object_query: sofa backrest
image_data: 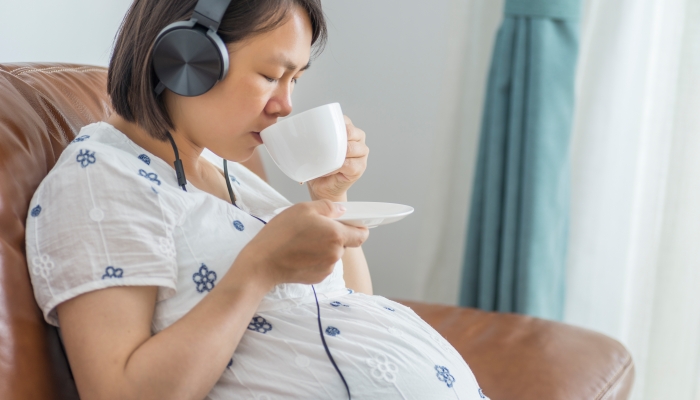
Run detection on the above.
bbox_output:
[0,63,112,399]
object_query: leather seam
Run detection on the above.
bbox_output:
[3,66,105,77]
[0,68,62,106]
[5,65,35,74]
[595,354,634,400]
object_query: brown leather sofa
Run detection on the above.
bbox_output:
[0,63,634,400]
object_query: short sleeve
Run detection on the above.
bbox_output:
[25,140,179,326]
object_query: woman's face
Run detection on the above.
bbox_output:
[164,7,313,162]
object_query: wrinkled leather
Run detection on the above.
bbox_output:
[0,63,111,400]
[398,301,635,400]
[0,63,634,400]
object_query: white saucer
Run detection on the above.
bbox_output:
[274,202,414,228]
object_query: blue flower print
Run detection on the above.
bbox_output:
[72,135,90,143]
[233,220,245,231]
[325,326,340,336]
[102,266,124,279]
[330,301,349,308]
[384,306,395,312]
[151,187,159,195]
[227,358,233,368]
[138,154,151,165]
[30,205,42,217]
[248,316,272,334]
[479,388,486,398]
[435,365,455,388]
[228,174,241,186]
[76,149,96,168]
[139,169,161,185]
[192,264,217,293]
[347,289,354,294]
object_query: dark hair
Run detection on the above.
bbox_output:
[108,0,327,140]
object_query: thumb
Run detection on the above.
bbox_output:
[309,199,346,218]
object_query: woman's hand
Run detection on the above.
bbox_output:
[306,116,369,202]
[236,200,369,289]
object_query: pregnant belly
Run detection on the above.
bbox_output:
[207,292,488,400]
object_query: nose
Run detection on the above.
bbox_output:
[266,83,293,117]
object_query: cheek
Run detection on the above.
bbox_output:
[212,79,268,123]
[170,75,272,158]
[220,78,271,120]
[197,79,269,126]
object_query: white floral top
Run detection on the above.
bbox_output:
[25,122,487,399]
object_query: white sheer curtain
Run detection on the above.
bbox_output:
[564,0,700,398]
[416,0,504,304]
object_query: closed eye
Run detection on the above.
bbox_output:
[264,75,298,85]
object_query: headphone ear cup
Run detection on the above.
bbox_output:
[152,22,229,97]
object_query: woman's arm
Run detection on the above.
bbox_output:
[58,201,368,400]
[306,115,372,294]
[308,194,372,294]
[58,251,269,400]
[342,246,373,295]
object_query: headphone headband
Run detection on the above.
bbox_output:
[192,0,232,31]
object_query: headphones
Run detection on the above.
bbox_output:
[152,0,232,97]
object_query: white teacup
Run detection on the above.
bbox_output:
[260,103,347,183]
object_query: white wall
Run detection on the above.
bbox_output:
[0,0,133,66]
[0,0,498,303]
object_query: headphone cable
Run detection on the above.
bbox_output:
[166,132,187,191]
[223,159,237,204]
[313,285,351,399]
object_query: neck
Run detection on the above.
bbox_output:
[106,113,210,184]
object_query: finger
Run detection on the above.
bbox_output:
[346,126,365,142]
[315,171,336,179]
[337,224,370,248]
[346,141,369,159]
[317,158,363,179]
[305,199,346,218]
[337,158,366,179]
[315,171,335,179]
[344,115,353,125]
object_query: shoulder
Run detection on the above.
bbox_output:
[27,122,175,235]
[55,122,148,174]
[38,122,159,197]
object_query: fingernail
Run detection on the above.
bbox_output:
[337,204,346,212]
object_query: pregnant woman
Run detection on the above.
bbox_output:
[25,0,487,398]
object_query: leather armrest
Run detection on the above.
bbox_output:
[395,300,634,400]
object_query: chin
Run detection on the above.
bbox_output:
[204,146,251,163]
[232,145,260,163]
[240,149,258,162]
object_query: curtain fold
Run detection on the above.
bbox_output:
[460,0,581,320]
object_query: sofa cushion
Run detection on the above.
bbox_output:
[0,63,110,400]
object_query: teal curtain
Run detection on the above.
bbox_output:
[459,0,581,320]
